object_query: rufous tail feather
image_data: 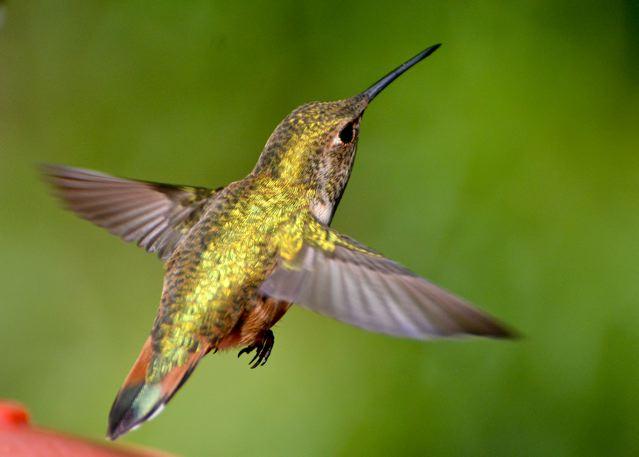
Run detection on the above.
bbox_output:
[107,337,207,440]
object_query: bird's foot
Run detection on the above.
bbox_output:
[237,330,274,369]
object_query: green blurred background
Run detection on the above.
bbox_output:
[1,1,639,456]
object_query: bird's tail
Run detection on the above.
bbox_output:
[107,336,208,440]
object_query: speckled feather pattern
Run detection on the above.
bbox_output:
[147,97,367,381]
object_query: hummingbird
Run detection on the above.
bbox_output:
[43,43,514,440]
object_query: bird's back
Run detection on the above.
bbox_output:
[149,177,307,377]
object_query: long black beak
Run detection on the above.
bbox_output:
[362,43,441,102]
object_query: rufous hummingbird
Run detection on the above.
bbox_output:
[43,43,514,440]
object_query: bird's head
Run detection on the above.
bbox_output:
[254,44,441,222]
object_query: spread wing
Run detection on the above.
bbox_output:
[42,164,217,261]
[261,224,514,339]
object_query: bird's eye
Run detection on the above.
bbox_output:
[338,122,354,144]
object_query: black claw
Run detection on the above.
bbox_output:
[238,346,254,358]
[239,330,274,369]
[250,352,260,366]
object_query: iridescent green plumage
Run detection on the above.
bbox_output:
[43,44,515,440]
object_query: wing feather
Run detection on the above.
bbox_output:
[42,164,217,261]
[261,230,514,340]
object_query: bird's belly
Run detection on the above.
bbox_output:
[217,296,292,350]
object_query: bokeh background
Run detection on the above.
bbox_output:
[1,1,639,456]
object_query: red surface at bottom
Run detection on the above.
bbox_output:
[0,401,172,457]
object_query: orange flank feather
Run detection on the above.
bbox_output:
[217,297,291,351]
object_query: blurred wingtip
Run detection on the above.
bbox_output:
[502,325,523,340]
[37,162,56,179]
[455,306,520,341]
[37,162,65,183]
[478,319,521,340]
